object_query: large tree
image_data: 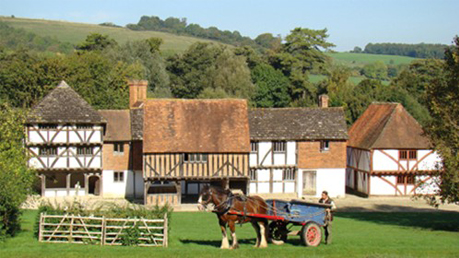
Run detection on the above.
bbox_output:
[0,104,35,238]
[251,63,291,107]
[425,37,459,204]
[269,28,335,106]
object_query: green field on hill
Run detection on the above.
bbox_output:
[0,210,458,257]
[328,52,416,67]
[0,16,222,56]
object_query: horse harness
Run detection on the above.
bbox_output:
[213,192,249,221]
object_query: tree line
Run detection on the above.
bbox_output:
[352,42,448,59]
[0,22,73,54]
[126,15,281,51]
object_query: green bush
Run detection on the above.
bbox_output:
[0,105,35,240]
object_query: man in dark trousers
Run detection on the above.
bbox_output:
[318,191,336,244]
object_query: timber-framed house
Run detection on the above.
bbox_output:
[248,95,349,198]
[26,81,106,197]
[141,99,250,205]
[346,103,441,196]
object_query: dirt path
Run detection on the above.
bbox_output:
[22,194,459,213]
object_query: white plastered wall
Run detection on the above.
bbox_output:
[102,170,144,198]
[298,168,346,198]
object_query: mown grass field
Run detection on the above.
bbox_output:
[0,16,221,56]
[1,210,458,258]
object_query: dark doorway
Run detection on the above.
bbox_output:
[88,176,100,196]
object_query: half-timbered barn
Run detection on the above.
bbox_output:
[142,99,250,206]
[346,103,441,196]
[26,81,106,197]
[248,96,348,198]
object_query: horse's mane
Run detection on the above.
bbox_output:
[207,185,232,195]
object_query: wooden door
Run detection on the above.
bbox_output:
[302,171,316,195]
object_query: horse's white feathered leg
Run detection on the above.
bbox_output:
[258,222,268,248]
[220,225,230,249]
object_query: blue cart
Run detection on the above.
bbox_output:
[266,199,332,246]
[229,198,331,246]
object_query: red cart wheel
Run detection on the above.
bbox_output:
[301,222,322,247]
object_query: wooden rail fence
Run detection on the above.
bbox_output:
[38,213,168,247]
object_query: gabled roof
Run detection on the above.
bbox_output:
[348,103,431,149]
[26,81,106,124]
[249,108,348,141]
[143,99,250,153]
[98,110,131,141]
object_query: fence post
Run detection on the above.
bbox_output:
[101,216,106,246]
[38,212,44,242]
[163,213,168,247]
[69,215,74,243]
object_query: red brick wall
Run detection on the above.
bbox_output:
[298,140,347,169]
[102,142,130,170]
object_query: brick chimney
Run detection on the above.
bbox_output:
[319,94,329,108]
[129,80,148,108]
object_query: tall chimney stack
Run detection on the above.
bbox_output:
[319,94,329,108]
[129,80,148,108]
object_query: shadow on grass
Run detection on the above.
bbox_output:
[179,239,256,248]
[336,206,459,232]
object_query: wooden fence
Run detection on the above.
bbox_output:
[38,213,168,247]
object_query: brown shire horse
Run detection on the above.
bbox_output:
[197,185,269,249]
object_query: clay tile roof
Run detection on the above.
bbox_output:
[249,108,348,141]
[130,108,144,141]
[98,110,131,141]
[26,81,106,124]
[348,103,431,149]
[143,99,250,153]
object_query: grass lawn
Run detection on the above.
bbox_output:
[1,210,458,258]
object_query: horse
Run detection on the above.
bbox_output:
[197,184,269,249]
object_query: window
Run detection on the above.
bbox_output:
[183,153,208,163]
[283,168,296,181]
[249,169,257,181]
[400,150,417,160]
[397,175,415,185]
[409,150,417,160]
[77,147,93,155]
[114,171,124,182]
[114,143,124,154]
[320,140,330,152]
[273,141,286,152]
[251,142,258,153]
[38,124,57,129]
[76,124,92,129]
[39,147,57,156]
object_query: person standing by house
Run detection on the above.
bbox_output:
[319,191,336,244]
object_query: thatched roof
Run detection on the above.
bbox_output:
[348,103,431,149]
[249,108,348,141]
[26,81,106,124]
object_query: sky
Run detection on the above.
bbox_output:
[1,0,457,51]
